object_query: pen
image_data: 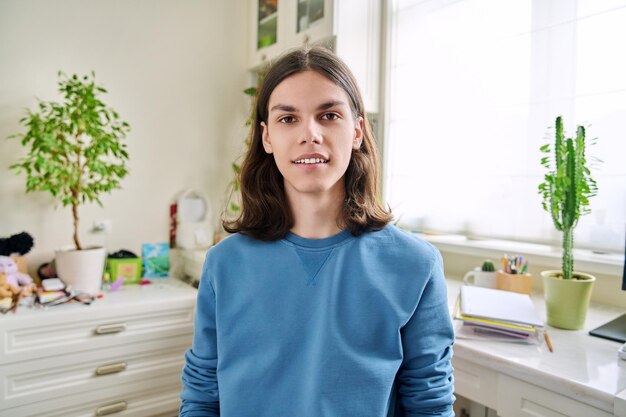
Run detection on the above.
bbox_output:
[544,331,553,352]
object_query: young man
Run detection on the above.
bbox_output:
[180,46,455,417]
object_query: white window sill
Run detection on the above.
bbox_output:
[414,232,623,277]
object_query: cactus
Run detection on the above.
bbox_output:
[481,260,495,272]
[538,116,599,279]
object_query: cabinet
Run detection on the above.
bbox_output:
[0,280,196,417]
[248,0,381,112]
[497,374,613,417]
[452,356,498,411]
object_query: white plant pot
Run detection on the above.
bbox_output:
[55,246,106,294]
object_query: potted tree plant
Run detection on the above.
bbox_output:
[9,72,130,293]
[538,115,599,329]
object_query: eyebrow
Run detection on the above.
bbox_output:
[269,100,347,113]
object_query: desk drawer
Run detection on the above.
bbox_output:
[0,334,191,410]
[3,374,181,417]
[0,303,194,364]
[497,374,612,417]
[452,356,498,410]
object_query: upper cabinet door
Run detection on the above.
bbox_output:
[249,0,283,69]
[286,0,334,49]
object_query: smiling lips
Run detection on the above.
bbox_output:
[292,154,329,165]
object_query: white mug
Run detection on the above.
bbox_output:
[463,268,497,288]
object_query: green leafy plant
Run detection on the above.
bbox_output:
[481,260,495,272]
[224,69,266,219]
[538,116,599,280]
[9,72,130,250]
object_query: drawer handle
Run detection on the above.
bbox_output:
[95,323,127,335]
[95,362,127,376]
[96,401,127,416]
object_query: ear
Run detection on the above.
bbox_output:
[352,117,364,150]
[261,122,273,154]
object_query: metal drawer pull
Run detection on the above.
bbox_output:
[96,401,127,416]
[95,362,127,376]
[95,323,127,335]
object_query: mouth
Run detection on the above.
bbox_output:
[292,157,329,165]
[292,153,329,165]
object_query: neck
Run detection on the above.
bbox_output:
[287,188,345,239]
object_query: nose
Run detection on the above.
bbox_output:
[299,118,323,145]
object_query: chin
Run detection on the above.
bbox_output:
[288,178,343,196]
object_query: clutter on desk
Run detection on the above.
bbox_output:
[454,285,545,344]
[36,285,95,307]
[1,272,96,314]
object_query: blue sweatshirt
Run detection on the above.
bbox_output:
[180,225,455,417]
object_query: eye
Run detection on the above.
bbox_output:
[278,115,296,124]
[321,113,340,121]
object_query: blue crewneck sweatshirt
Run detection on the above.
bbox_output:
[180,225,454,417]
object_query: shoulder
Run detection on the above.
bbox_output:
[347,225,442,277]
[208,233,258,256]
[203,233,279,270]
[359,224,440,262]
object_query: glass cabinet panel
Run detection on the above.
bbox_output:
[257,0,278,49]
[297,0,325,33]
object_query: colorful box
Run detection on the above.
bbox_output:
[142,243,170,278]
[107,258,142,285]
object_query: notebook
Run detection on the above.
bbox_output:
[460,286,544,327]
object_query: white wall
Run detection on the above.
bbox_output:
[0,0,250,273]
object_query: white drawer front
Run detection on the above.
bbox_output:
[2,374,181,417]
[0,303,194,364]
[453,356,498,410]
[0,335,191,410]
[497,374,613,417]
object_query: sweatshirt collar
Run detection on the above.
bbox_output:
[284,229,353,249]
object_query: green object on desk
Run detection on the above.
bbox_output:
[107,258,142,285]
[542,271,595,330]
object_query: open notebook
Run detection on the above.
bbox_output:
[454,286,544,343]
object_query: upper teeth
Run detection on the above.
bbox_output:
[294,158,328,164]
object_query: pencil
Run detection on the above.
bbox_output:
[544,331,553,352]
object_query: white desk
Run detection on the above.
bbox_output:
[447,279,626,417]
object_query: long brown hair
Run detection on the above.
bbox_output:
[223,46,392,240]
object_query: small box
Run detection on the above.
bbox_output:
[142,243,170,278]
[496,270,532,295]
[107,258,142,285]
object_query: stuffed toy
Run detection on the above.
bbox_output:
[0,273,20,299]
[0,255,35,295]
[0,232,34,257]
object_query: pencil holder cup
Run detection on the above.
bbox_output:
[496,270,532,295]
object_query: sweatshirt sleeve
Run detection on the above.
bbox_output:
[397,247,455,417]
[179,256,220,416]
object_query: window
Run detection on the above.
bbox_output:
[385,0,626,252]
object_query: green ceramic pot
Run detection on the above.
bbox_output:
[541,270,595,330]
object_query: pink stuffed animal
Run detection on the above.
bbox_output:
[0,256,33,287]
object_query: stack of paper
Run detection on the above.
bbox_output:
[454,286,544,343]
